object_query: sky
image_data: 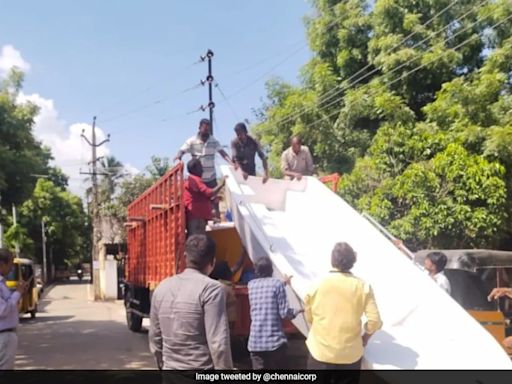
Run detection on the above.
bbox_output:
[0,0,313,196]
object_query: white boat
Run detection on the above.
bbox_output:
[220,164,512,369]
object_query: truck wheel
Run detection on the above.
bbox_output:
[126,310,142,332]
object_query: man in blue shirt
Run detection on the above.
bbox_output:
[0,248,28,370]
[247,256,302,369]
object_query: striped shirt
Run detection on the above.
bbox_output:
[180,134,222,182]
[247,277,299,352]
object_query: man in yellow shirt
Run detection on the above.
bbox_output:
[304,242,382,370]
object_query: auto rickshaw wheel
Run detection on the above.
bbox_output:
[30,306,37,319]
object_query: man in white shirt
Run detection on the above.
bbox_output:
[174,118,232,220]
[424,251,451,295]
[280,136,315,181]
[0,248,28,370]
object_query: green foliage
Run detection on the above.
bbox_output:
[4,223,33,255]
[257,0,512,249]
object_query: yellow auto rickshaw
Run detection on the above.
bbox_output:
[5,258,39,319]
[415,249,512,356]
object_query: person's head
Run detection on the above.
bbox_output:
[187,158,203,177]
[210,260,233,281]
[331,242,357,272]
[254,256,273,278]
[185,235,216,274]
[234,122,248,143]
[0,248,14,277]
[199,118,211,136]
[424,252,448,276]
[291,136,302,154]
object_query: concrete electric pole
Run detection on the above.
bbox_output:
[81,116,110,300]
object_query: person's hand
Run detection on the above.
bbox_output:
[242,172,249,180]
[296,308,305,314]
[487,287,512,301]
[233,163,239,171]
[220,175,228,186]
[262,174,269,184]
[283,275,293,286]
[173,156,181,163]
[362,333,371,347]
[17,280,29,294]
[296,173,303,181]
[503,336,512,350]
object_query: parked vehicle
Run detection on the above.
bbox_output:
[76,268,83,281]
[415,249,512,355]
[5,258,39,318]
[123,163,297,338]
[55,265,71,281]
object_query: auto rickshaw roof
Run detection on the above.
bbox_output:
[13,258,34,265]
[414,249,512,270]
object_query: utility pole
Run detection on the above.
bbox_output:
[12,205,19,257]
[41,220,47,283]
[201,49,215,134]
[81,116,110,300]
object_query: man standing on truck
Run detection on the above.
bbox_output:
[174,118,232,221]
[184,158,227,235]
[231,122,269,183]
[149,235,233,370]
[280,136,315,181]
[0,248,28,370]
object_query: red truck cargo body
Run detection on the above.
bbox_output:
[126,162,186,289]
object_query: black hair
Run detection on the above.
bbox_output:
[331,242,356,272]
[234,122,248,133]
[254,256,273,278]
[426,251,448,273]
[185,235,216,270]
[199,118,210,126]
[210,260,233,281]
[187,158,202,177]
[0,248,14,264]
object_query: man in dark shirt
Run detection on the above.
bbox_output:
[231,122,269,183]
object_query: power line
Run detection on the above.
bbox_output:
[301,11,512,133]
[272,0,484,127]
[215,82,240,121]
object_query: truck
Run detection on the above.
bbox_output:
[123,162,310,339]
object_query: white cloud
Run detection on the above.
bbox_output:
[0,45,31,77]
[17,92,116,197]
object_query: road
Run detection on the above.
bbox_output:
[15,278,308,369]
[15,278,155,369]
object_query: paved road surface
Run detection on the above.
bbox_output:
[16,279,155,369]
[15,278,308,369]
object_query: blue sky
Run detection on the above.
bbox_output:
[0,0,313,195]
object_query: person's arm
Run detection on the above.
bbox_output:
[0,284,23,318]
[174,139,191,162]
[488,287,512,301]
[362,284,383,346]
[276,282,302,320]
[192,176,227,198]
[203,283,233,369]
[256,143,269,183]
[231,140,240,170]
[304,291,314,325]
[148,291,163,369]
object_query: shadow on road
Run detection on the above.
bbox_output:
[17,319,155,369]
[20,315,75,324]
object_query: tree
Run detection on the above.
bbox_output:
[145,156,171,180]
[0,68,52,213]
[20,179,89,267]
[254,0,512,249]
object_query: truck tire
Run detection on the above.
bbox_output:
[126,310,142,332]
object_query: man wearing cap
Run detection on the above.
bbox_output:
[174,118,232,221]
[231,122,269,183]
